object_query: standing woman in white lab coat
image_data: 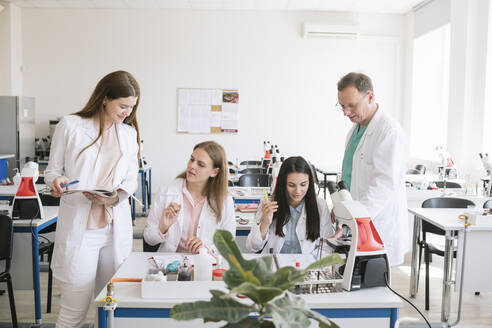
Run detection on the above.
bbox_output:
[143,141,235,254]
[246,156,333,254]
[45,71,140,327]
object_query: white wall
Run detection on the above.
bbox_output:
[0,1,22,95]
[21,9,405,186]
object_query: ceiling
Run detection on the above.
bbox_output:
[4,0,426,14]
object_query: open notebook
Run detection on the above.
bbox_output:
[63,188,117,198]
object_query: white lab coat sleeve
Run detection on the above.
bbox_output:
[143,186,171,246]
[245,200,269,252]
[359,128,404,219]
[115,128,139,202]
[44,117,70,187]
[317,197,334,239]
[221,196,236,236]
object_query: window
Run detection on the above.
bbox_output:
[410,24,450,159]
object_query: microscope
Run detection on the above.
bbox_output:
[325,181,390,291]
[10,162,44,220]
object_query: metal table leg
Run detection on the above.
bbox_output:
[441,230,454,323]
[410,215,421,297]
[31,227,42,324]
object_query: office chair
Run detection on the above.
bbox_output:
[0,215,18,328]
[419,197,475,310]
[239,168,263,174]
[406,169,421,174]
[143,238,160,252]
[228,180,234,187]
[240,160,261,167]
[238,174,270,187]
[415,164,426,174]
[483,199,492,209]
[431,181,463,188]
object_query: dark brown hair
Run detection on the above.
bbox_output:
[273,156,320,241]
[74,70,141,159]
[337,72,374,93]
[178,141,228,222]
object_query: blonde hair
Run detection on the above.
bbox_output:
[178,141,228,222]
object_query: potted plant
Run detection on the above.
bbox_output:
[170,230,344,327]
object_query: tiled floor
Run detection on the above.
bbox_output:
[1,217,491,327]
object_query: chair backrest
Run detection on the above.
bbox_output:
[415,164,426,174]
[143,239,160,252]
[422,197,475,209]
[239,168,262,174]
[432,181,463,188]
[421,197,475,236]
[0,215,14,263]
[240,160,261,166]
[228,180,234,187]
[238,174,270,187]
[406,169,421,175]
[483,199,492,209]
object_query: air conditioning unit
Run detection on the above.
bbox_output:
[303,22,360,39]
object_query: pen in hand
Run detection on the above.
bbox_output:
[60,180,79,189]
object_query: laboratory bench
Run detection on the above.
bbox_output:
[95,252,402,328]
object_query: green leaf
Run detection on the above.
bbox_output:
[304,254,344,272]
[221,317,275,328]
[214,230,273,287]
[231,282,284,304]
[170,289,254,323]
[265,297,311,328]
[267,293,339,328]
[214,230,250,269]
[302,309,340,328]
[267,266,306,291]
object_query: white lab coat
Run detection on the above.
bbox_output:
[344,109,409,266]
[246,197,333,254]
[143,178,236,252]
[45,115,139,283]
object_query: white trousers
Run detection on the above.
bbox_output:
[56,225,115,328]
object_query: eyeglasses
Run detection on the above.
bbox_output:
[335,92,370,112]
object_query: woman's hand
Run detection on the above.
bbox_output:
[259,200,278,240]
[51,176,70,197]
[185,236,203,254]
[158,202,181,234]
[83,192,119,207]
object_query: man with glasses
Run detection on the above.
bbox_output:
[336,72,408,266]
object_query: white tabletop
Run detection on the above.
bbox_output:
[408,207,492,231]
[95,252,401,309]
[0,154,15,160]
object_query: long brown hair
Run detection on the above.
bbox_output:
[74,70,141,159]
[178,141,228,222]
